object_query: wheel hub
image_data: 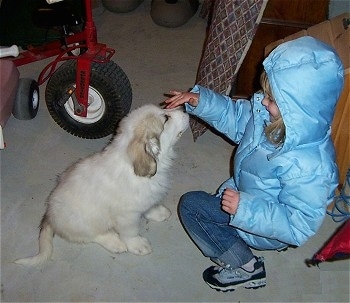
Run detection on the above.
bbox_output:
[64,86,105,124]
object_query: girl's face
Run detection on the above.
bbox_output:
[262,96,281,122]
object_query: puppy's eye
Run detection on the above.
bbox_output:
[164,114,170,123]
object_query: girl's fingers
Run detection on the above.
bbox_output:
[164,91,199,108]
[166,100,184,109]
[164,93,182,104]
[224,188,237,197]
[169,90,182,96]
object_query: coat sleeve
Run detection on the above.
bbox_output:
[185,85,252,143]
[230,172,335,247]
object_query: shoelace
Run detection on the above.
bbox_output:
[215,256,265,276]
[215,266,243,278]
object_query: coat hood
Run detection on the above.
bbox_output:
[263,36,344,154]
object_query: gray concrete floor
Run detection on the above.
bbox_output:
[1,1,349,302]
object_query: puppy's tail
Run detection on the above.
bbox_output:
[14,219,54,266]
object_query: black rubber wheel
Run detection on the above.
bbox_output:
[12,78,39,120]
[45,59,132,139]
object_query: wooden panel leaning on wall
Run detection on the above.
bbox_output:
[264,13,350,187]
[234,0,330,97]
[332,72,349,188]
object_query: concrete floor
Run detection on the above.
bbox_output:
[1,2,349,302]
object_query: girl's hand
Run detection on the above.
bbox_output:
[221,188,240,215]
[163,90,199,109]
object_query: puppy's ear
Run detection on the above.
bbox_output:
[132,137,160,177]
[127,113,164,177]
[145,137,161,160]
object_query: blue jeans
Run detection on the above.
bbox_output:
[178,191,254,269]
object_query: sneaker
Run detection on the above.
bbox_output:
[202,256,266,292]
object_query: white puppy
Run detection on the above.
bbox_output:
[15,104,189,266]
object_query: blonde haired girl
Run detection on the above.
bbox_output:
[164,36,344,292]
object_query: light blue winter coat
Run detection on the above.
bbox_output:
[185,37,344,250]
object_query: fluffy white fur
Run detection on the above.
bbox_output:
[15,104,189,266]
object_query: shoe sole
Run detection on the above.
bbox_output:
[205,277,266,292]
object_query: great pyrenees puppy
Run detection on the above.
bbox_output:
[15,104,189,266]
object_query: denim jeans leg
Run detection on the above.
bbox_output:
[178,191,254,268]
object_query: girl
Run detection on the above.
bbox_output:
[164,36,344,292]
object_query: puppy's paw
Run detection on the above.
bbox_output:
[93,233,127,254]
[144,205,171,222]
[109,241,128,254]
[125,236,152,255]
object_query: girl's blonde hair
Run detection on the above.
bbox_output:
[260,71,286,146]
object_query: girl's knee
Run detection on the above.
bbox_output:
[178,191,197,215]
[178,191,206,228]
[179,191,205,209]
[178,190,213,217]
